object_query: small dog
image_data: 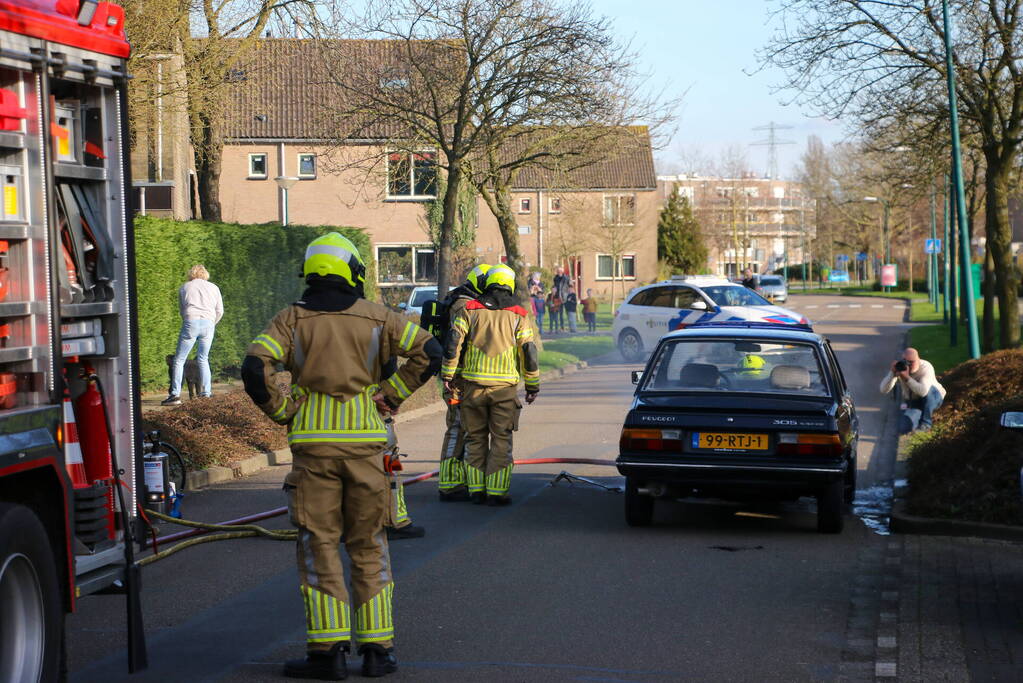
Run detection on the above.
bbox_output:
[166,355,201,399]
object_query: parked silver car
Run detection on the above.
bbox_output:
[758,275,788,303]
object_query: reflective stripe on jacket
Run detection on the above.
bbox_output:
[441,301,540,391]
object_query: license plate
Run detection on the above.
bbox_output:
[693,432,769,451]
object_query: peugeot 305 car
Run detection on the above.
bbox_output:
[616,322,858,533]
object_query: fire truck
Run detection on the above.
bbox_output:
[0,0,147,679]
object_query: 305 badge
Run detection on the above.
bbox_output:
[692,432,769,451]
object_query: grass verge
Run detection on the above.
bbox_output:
[539,336,615,373]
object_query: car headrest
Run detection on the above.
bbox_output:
[770,365,811,390]
[679,363,721,388]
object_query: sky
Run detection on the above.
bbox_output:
[588,0,846,179]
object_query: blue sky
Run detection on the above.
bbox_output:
[588,0,845,178]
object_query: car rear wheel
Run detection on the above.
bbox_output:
[618,329,644,363]
[843,463,857,505]
[625,477,654,527]
[816,479,844,534]
[0,503,63,683]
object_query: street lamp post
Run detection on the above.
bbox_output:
[275,176,300,226]
[930,186,939,311]
[941,0,980,359]
[863,196,891,290]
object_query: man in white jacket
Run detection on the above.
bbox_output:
[879,347,946,433]
[163,264,224,405]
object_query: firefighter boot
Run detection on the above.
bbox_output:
[386,523,426,540]
[283,642,349,680]
[360,644,398,677]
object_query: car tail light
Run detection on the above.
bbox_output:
[620,428,683,452]
[776,432,842,457]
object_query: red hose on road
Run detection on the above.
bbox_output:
[150,457,618,547]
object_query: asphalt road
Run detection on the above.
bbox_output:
[68,294,909,682]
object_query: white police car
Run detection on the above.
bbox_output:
[612,277,809,361]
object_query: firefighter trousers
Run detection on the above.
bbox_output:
[284,451,394,652]
[438,399,467,492]
[459,383,521,497]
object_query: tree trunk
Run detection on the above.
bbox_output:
[982,244,996,352]
[194,117,223,222]
[436,162,461,298]
[479,181,528,296]
[983,157,1020,348]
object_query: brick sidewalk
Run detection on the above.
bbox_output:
[897,535,1023,681]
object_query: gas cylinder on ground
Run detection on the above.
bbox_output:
[143,448,169,515]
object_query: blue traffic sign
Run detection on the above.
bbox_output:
[836,254,849,262]
[925,238,942,254]
[828,269,850,283]
[856,252,868,261]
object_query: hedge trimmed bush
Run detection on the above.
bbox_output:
[134,217,373,390]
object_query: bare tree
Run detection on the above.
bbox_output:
[763,0,1023,347]
[314,0,674,295]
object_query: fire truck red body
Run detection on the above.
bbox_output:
[0,1,144,679]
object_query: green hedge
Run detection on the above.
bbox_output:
[134,217,374,390]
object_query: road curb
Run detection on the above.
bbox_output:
[890,500,1023,542]
[185,357,599,490]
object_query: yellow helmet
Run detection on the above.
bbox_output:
[484,264,516,293]
[303,232,365,289]
[739,353,766,375]
[465,264,492,295]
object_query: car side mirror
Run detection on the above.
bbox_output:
[1001,412,1023,430]
[690,301,708,311]
[631,370,643,385]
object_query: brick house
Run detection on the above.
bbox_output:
[214,39,659,298]
[656,174,817,277]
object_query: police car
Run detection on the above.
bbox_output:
[612,277,809,361]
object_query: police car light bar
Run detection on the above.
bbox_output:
[687,320,814,331]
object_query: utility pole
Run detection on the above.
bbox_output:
[949,176,958,346]
[942,174,950,325]
[930,185,938,311]
[942,0,980,358]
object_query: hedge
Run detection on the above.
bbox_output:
[134,217,373,390]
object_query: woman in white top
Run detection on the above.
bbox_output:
[162,264,224,405]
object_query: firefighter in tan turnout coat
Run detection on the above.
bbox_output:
[441,264,540,505]
[241,232,442,680]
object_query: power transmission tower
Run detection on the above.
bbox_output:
[751,122,795,179]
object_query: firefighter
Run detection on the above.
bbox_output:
[241,232,441,680]
[739,353,767,377]
[437,263,491,502]
[440,264,540,505]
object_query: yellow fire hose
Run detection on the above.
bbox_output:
[138,510,296,567]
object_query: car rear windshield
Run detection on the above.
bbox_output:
[759,276,783,286]
[411,289,437,306]
[641,338,830,397]
[701,285,771,307]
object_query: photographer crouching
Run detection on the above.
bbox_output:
[880,347,946,434]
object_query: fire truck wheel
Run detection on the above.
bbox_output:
[0,502,63,683]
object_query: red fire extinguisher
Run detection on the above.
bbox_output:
[76,365,115,540]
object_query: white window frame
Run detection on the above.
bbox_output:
[247,153,268,179]
[595,253,637,281]
[603,193,636,225]
[386,150,438,200]
[518,225,531,235]
[297,153,317,179]
[519,198,531,213]
[375,243,438,285]
[548,197,562,213]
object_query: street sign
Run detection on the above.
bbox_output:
[855,252,868,261]
[836,254,850,262]
[829,269,850,283]
[925,238,942,254]
[881,264,898,287]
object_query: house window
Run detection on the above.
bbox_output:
[518,225,531,235]
[715,187,733,198]
[519,198,531,213]
[743,187,759,198]
[297,153,316,179]
[549,197,561,213]
[773,186,786,199]
[387,151,437,199]
[248,153,267,179]
[376,245,437,284]
[596,254,636,279]
[603,194,636,225]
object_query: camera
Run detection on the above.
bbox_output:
[894,360,908,373]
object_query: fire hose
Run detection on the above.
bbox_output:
[139,457,618,566]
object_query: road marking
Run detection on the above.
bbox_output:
[877,636,897,649]
[849,304,862,308]
[871,304,884,308]
[804,305,818,309]
[891,305,903,309]
[827,304,841,308]
[876,662,897,677]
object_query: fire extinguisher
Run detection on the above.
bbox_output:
[75,365,116,540]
